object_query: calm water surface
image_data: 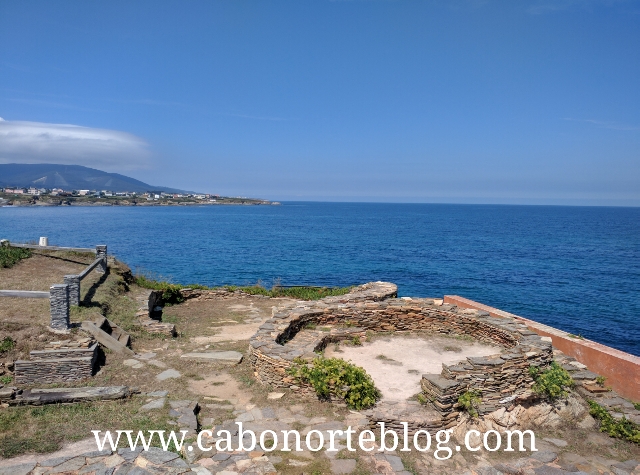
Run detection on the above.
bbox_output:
[1,203,638,355]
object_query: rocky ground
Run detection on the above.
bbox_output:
[0,255,639,475]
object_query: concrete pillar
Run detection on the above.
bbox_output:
[50,284,70,330]
[95,245,107,274]
[64,275,80,306]
[39,237,48,246]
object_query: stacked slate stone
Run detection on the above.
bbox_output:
[14,339,98,384]
[249,282,398,388]
[134,290,177,336]
[248,281,555,433]
[49,283,70,330]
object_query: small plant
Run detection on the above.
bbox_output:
[287,357,380,410]
[416,393,430,405]
[567,333,585,340]
[350,336,362,346]
[588,400,640,444]
[634,402,640,411]
[0,375,12,384]
[443,345,462,352]
[0,337,15,354]
[529,362,574,399]
[458,390,482,417]
[0,246,31,268]
[596,375,606,387]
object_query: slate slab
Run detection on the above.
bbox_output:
[180,351,243,364]
[156,369,181,381]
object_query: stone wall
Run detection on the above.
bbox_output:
[14,342,97,384]
[49,284,70,330]
[249,282,553,426]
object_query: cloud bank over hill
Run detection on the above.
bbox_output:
[0,118,150,172]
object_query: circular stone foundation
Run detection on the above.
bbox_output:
[324,334,500,402]
[249,282,553,434]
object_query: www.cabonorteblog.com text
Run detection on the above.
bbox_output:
[92,422,537,460]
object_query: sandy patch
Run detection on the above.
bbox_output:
[324,335,500,401]
[187,372,251,405]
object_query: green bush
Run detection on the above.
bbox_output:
[287,357,380,410]
[0,337,15,354]
[458,390,482,417]
[529,362,574,399]
[0,247,31,268]
[588,400,640,444]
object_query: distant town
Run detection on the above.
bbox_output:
[0,186,279,206]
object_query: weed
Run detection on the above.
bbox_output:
[0,336,15,354]
[458,390,482,417]
[596,375,606,387]
[0,375,12,384]
[528,362,574,399]
[588,400,640,444]
[634,402,640,411]
[287,357,380,410]
[443,345,462,352]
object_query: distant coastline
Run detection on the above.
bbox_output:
[0,193,279,207]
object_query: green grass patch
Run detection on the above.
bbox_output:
[529,361,574,399]
[0,246,31,268]
[287,356,380,410]
[588,400,640,444]
[135,274,354,303]
[0,399,177,458]
[0,336,15,354]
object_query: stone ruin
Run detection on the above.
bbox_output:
[249,282,554,434]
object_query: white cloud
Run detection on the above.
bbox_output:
[0,119,151,171]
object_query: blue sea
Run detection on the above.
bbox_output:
[1,203,639,356]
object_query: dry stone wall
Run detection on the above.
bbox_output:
[14,340,97,384]
[249,281,553,429]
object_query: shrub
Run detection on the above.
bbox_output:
[458,390,482,417]
[588,400,640,444]
[529,362,574,399]
[595,376,606,387]
[0,247,31,268]
[287,357,380,410]
[0,337,15,354]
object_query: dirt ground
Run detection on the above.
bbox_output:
[325,334,500,401]
[0,251,100,326]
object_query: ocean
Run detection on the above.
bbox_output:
[1,202,639,356]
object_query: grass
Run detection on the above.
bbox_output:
[0,336,16,353]
[0,399,176,458]
[0,246,31,268]
[134,274,354,303]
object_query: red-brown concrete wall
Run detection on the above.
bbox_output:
[443,295,640,402]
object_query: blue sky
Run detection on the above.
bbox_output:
[1,0,639,205]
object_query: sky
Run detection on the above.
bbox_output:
[0,0,639,205]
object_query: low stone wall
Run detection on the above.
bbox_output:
[444,295,640,401]
[14,342,97,384]
[14,357,95,385]
[249,282,554,430]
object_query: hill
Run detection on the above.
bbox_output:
[0,163,191,194]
